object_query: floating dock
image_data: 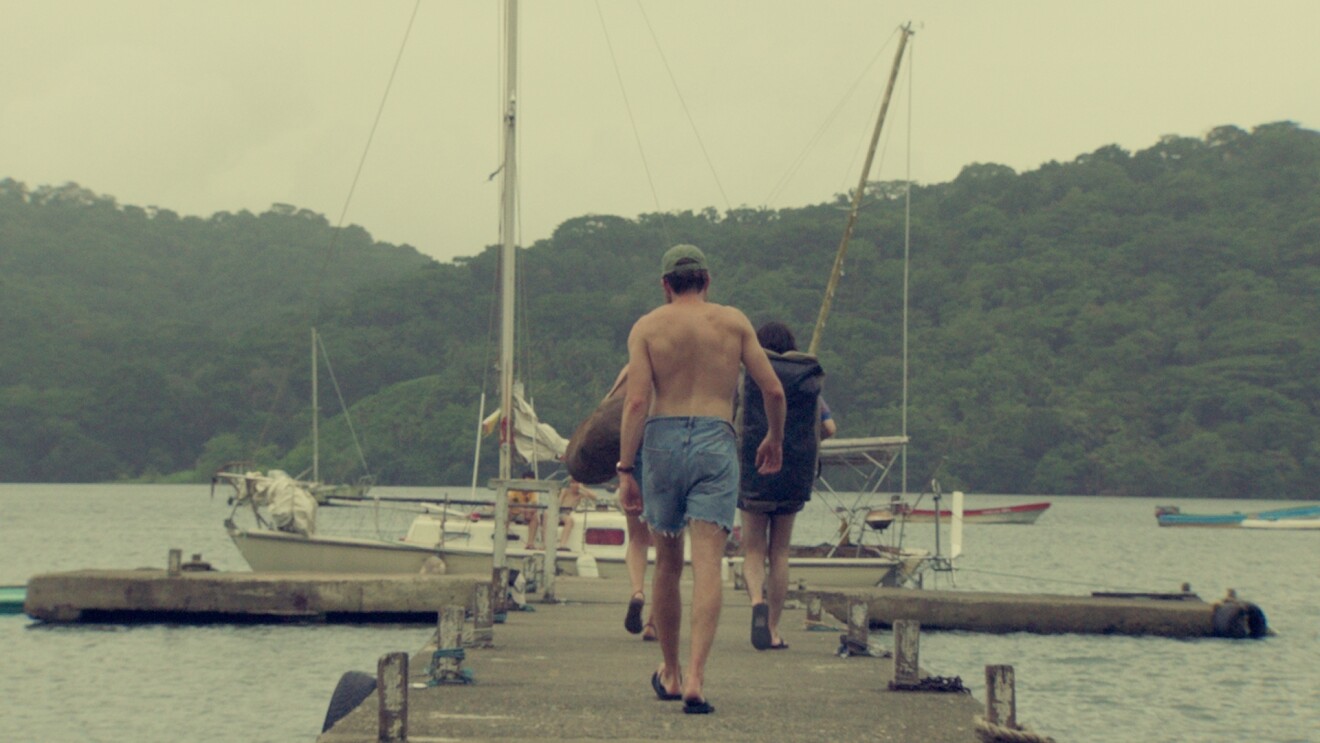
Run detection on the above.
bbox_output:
[23,569,481,623]
[798,586,1269,639]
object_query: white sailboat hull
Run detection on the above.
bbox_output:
[726,554,924,589]
[228,526,441,574]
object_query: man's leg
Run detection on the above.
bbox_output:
[652,530,685,695]
[766,513,797,646]
[683,519,728,702]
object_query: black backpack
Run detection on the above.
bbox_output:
[738,351,824,505]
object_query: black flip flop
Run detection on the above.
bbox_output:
[683,697,715,714]
[768,640,789,650]
[751,603,771,650]
[651,671,681,701]
[625,594,645,634]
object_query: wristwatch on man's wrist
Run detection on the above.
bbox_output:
[615,462,635,474]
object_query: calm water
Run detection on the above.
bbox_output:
[2,484,1317,742]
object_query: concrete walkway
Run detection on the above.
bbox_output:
[318,576,983,742]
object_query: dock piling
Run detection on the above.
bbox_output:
[491,567,509,615]
[806,596,823,625]
[376,652,408,742]
[470,582,494,648]
[846,598,868,648]
[892,619,920,686]
[428,604,471,685]
[985,664,1016,728]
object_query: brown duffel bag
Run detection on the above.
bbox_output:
[564,376,626,485]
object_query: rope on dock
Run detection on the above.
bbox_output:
[836,634,892,658]
[888,675,970,693]
[427,647,475,685]
[973,716,1055,743]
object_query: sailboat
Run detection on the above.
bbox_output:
[220,0,583,576]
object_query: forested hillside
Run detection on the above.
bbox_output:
[2,122,1316,499]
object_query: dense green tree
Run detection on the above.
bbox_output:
[1,123,1317,499]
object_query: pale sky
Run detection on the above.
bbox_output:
[4,1,1317,263]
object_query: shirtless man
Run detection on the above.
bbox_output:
[617,244,786,714]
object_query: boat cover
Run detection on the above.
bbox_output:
[245,470,318,536]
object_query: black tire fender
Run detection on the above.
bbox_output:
[1212,600,1269,639]
[322,670,376,733]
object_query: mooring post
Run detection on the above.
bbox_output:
[847,598,869,649]
[806,596,823,625]
[377,651,408,742]
[985,664,1017,729]
[430,604,465,683]
[167,548,182,577]
[893,619,920,686]
[470,582,494,648]
[491,566,509,615]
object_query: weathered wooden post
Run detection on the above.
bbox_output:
[469,582,494,648]
[985,664,1016,729]
[167,548,182,577]
[847,598,869,647]
[377,651,408,741]
[491,566,509,615]
[429,604,467,684]
[806,596,823,625]
[892,619,920,686]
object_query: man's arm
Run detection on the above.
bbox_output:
[737,312,785,474]
[618,321,653,513]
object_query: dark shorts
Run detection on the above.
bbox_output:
[641,416,739,535]
[737,496,806,517]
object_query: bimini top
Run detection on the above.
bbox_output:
[818,436,908,467]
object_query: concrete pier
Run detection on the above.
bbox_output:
[799,586,1267,638]
[23,569,480,622]
[317,577,984,742]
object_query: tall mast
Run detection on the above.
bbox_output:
[808,24,912,357]
[311,327,319,483]
[497,0,518,483]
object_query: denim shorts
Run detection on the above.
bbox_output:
[641,416,739,535]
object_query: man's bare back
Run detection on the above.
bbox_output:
[630,300,749,421]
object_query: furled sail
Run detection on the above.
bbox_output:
[481,382,568,465]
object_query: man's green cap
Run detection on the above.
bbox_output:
[661,244,708,277]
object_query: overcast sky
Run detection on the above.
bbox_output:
[4,1,1317,263]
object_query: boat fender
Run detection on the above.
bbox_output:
[1211,599,1269,639]
[180,553,213,572]
[575,554,600,579]
[321,670,376,733]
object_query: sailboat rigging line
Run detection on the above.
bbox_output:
[312,0,423,322]
[314,332,372,477]
[631,0,731,212]
[592,1,671,245]
[253,3,422,462]
[762,28,900,209]
[808,23,912,358]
